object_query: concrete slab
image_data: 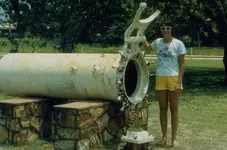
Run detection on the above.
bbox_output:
[54,101,110,110]
[0,98,47,105]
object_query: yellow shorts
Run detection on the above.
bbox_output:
[155,76,183,91]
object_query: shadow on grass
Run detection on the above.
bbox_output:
[184,67,226,93]
[148,67,227,98]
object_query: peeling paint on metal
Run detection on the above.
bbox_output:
[84,88,88,96]
[69,66,78,75]
[68,81,75,89]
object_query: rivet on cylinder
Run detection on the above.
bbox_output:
[117,80,122,85]
[117,96,122,101]
[120,107,125,111]
[146,61,151,66]
[117,67,124,72]
[140,51,145,57]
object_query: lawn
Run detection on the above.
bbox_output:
[182,47,223,56]
[0,38,120,53]
[0,58,226,150]
[147,59,227,150]
[0,37,224,55]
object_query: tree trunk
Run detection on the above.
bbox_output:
[10,0,20,30]
[63,43,75,53]
[223,43,227,84]
[59,34,75,53]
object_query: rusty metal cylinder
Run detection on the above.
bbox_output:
[0,53,149,105]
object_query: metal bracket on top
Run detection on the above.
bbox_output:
[119,2,161,60]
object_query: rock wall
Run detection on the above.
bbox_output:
[0,99,51,143]
[53,100,149,150]
[0,98,149,150]
[124,100,149,131]
[53,101,124,150]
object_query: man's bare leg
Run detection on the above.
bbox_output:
[170,89,181,147]
[157,90,169,145]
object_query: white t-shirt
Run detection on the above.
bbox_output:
[151,38,187,76]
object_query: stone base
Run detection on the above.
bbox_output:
[123,100,149,130]
[0,98,150,149]
[121,100,150,150]
[53,101,124,150]
[0,98,52,143]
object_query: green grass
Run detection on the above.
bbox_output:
[186,47,224,56]
[147,59,227,150]
[0,38,224,55]
[0,38,120,53]
[0,37,60,53]
[0,59,227,149]
[0,140,54,150]
[148,47,224,56]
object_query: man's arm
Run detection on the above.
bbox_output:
[143,41,151,50]
[178,54,185,84]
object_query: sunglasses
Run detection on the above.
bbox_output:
[160,27,172,31]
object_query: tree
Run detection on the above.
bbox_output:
[7,0,140,51]
[178,0,227,83]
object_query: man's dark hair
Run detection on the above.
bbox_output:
[161,20,174,27]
